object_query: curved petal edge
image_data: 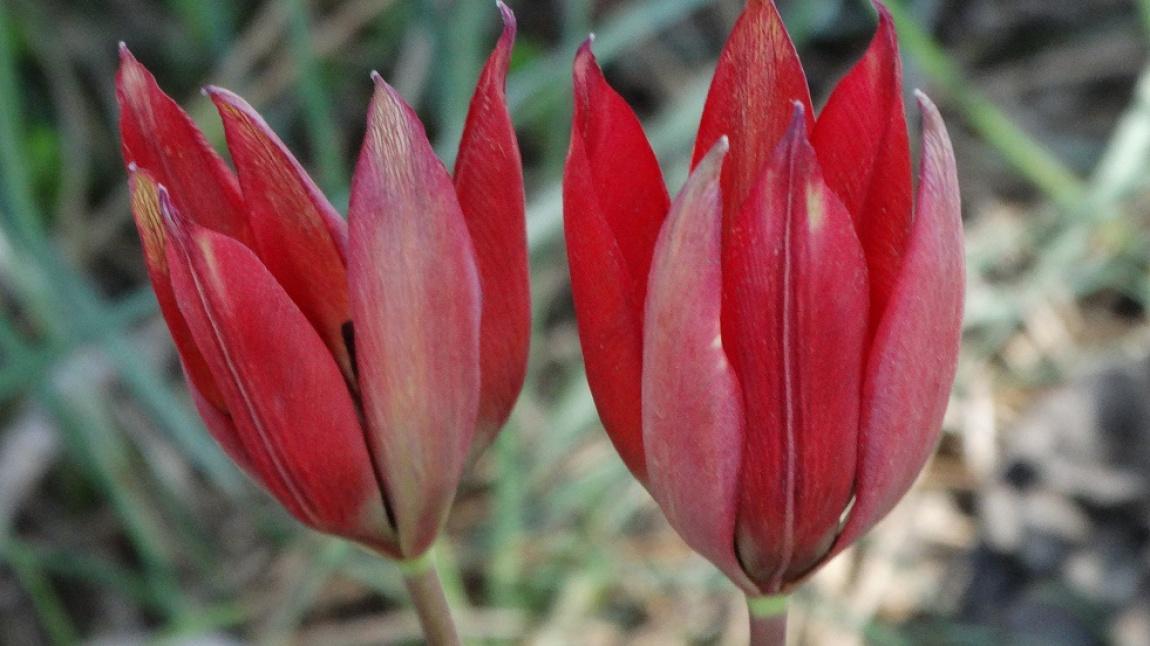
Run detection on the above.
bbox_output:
[453,2,530,452]
[643,138,756,592]
[832,91,964,558]
[349,75,482,558]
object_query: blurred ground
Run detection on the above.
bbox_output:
[2,0,1150,644]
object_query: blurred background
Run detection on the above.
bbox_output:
[2,0,1150,643]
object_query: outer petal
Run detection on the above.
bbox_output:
[453,2,529,452]
[831,92,963,557]
[812,4,912,334]
[723,108,868,591]
[207,87,353,378]
[162,193,395,554]
[693,0,813,220]
[117,45,252,246]
[128,167,223,408]
[348,75,482,558]
[563,41,670,482]
[642,139,756,593]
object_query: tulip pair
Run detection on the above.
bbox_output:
[564,0,963,603]
[120,0,962,641]
[118,4,527,564]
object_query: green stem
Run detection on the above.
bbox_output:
[747,594,788,646]
[398,552,461,646]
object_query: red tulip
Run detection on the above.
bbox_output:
[564,0,963,595]
[117,3,527,560]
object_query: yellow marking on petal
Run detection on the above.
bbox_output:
[130,173,167,268]
[806,182,825,230]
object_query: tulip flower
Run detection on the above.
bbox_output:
[563,1,963,640]
[118,4,526,643]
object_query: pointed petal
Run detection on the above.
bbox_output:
[128,167,224,408]
[452,3,529,451]
[162,194,394,552]
[348,75,481,558]
[723,108,868,591]
[571,41,669,309]
[642,139,756,593]
[813,4,912,332]
[832,92,963,556]
[563,42,669,481]
[693,0,813,220]
[207,87,353,377]
[117,45,252,246]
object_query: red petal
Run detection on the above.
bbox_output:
[207,87,353,378]
[117,45,253,246]
[128,167,223,408]
[693,0,813,220]
[813,4,912,333]
[723,108,868,591]
[162,195,394,553]
[453,3,529,451]
[348,75,482,558]
[563,41,669,481]
[831,92,963,557]
[642,139,756,592]
[571,41,669,312]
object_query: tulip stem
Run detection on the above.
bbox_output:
[399,552,461,646]
[746,594,788,646]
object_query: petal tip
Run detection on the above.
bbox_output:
[693,135,729,180]
[203,85,242,109]
[914,89,945,127]
[783,101,808,139]
[572,39,602,95]
[575,36,596,63]
[873,2,897,43]
[496,0,516,35]
[701,135,730,163]
[368,72,406,110]
[156,184,176,222]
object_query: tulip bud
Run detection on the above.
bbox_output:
[117,3,528,562]
[563,0,963,597]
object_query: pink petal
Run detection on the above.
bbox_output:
[723,107,868,591]
[642,139,756,593]
[128,167,223,409]
[831,92,963,557]
[563,41,670,482]
[453,2,530,451]
[693,0,813,220]
[348,75,482,558]
[813,4,913,333]
[162,193,395,554]
[116,45,253,246]
[207,87,353,378]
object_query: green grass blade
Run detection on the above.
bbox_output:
[285,0,345,197]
